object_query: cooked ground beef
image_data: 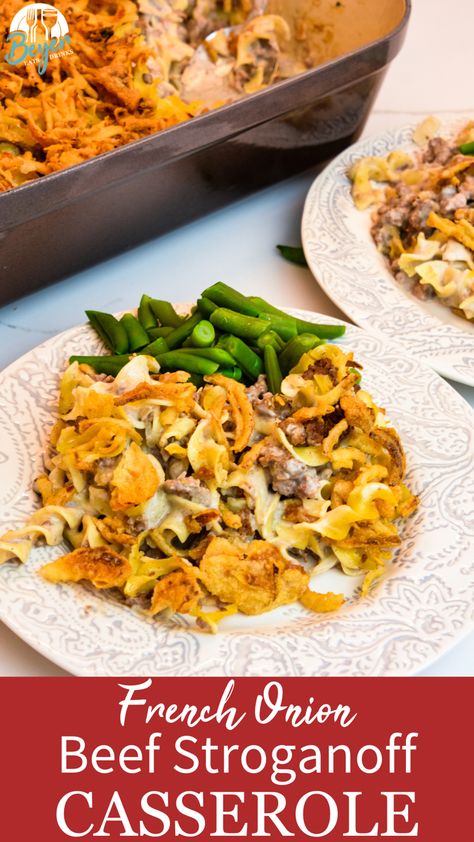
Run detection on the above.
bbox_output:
[125,592,152,609]
[239,507,257,536]
[412,280,435,300]
[460,174,474,201]
[233,39,278,88]
[406,194,440,235]
[94,457,118,487]
[280,417,325,447]
[258,442,325,498]
[88,372,115,383]
[424,136,454,165]
[280,406,344,447]
[246,375,277,418]
[123,516,148,535]
[162,476,212,506]
[439,185,467,215]
[380,205,410,229]
[167,458,188,479]
[371,133,474,287]
[280,421,307,446]
[302,357,338,384]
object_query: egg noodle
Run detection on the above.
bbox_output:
[349,117,474,320]
[0,343,418,631]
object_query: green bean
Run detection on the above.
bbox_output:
[147,326,174,340]
[120,313,150,351]
[188,374,204,389]
[155,351,219,376]
[202,282,260,317]
[165,310,203,350]
[459,140,474,155]
[217,335,263,380]
[218,366,243,381]
[294,319,345,339]
[258,304,345,339]
[138,295,157,332]
[264,306,346,339]
[85,310,129,354]
[249,296,346,339]
[259,312,298,342]
[0,142,21,156]
[149,299,183,328]
[178,347,236,366]
[348,367,362,385]
[196,296,218,317]
[182,321,216,347]
[140,337,169,357]
[264,345,282,394]
[189,320,215,348]
[211,308,270,340]
[69,354,131,376]
[279,334,323,375]
[248,296,285,316]
[276,244,308,266]
[256,329,285,352]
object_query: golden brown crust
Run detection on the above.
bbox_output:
[300,589,345,613]
[427,211,474,251]
[149,568,202,616]
[340,394,375,433]
[199,537,309,615]
[329,521,401,549]
[184,509,220,534]
[40,546,131,589]
[110,441,160,511]
[206,375,254,452]
[94,517,136,546]
[283,501,318,523]
[114,380,195,410]
[239,436,272,470]
[370,428,406,485]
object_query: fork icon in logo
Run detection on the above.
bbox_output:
[25,5,36,42]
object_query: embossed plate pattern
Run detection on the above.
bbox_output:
[0,310,473,675]
[302,118,474,386]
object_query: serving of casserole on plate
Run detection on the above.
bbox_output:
[349,117,474,321]
[302,117,474,386]
[0,307,472,676]
[0,296,418,630]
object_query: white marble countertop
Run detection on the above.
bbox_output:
[0,0,472,676]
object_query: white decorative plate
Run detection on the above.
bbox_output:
[302,118,474,387]
[0,310,473,676]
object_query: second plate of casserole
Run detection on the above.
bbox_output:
[302,117,474,387]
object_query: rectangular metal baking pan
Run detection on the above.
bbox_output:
[0,0,410,303]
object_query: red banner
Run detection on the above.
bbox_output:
[1,678,471,840]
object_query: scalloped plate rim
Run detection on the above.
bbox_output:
[0,308,473,676]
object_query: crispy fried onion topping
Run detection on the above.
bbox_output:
[1,345,418,628]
